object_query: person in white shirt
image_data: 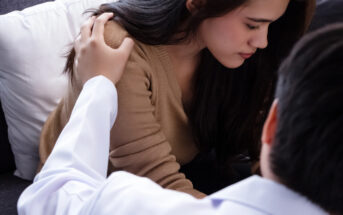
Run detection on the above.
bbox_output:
[17,13,343,215]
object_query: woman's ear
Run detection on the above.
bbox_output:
[186,0,206,14]
[262,99,278,145]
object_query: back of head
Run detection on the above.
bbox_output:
[272,23,343,214]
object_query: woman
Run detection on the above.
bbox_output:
[39,0,315,198]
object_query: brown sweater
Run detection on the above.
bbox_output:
[39,21,205,198]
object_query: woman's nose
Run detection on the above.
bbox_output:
[249,27,269,49]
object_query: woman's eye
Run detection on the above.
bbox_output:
[246,24,259,30]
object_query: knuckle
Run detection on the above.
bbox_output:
[80,46,87,55]
[95,17,104,24]
[80,23,88,30]
[88,38,98,47]
[75,35,81,42]
[74,40,80,48]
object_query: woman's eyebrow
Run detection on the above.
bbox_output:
[247,17,274,23]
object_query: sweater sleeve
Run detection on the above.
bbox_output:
[39,21,205,198]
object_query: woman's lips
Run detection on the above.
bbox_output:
[239,53,254,59]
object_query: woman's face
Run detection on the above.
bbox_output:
[198,0,290,68]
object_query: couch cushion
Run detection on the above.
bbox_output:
[0,0,54,175]
[0,0,113,180]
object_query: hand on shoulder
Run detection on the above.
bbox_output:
[73,13,135,86]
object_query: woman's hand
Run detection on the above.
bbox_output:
[74,12,134,86]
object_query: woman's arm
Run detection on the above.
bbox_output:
[102,21,204,198]
[108,47,204,197]
[21,16,209,214]
[39,18,205,198]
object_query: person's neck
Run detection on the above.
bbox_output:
[164,35,204,65]
[262,170,281,183]
[260,145,282,183]
[162,36,204,105]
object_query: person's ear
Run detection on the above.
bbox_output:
[262,100,278,145]
[186,0,206,14]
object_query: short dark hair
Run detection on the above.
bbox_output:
[271,23,343,214]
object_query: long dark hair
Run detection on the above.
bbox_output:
[65,0,315,167]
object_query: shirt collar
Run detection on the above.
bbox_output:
[209,176,328,215]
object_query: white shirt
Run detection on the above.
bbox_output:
[17,76,328,215]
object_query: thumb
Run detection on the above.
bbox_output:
[117,37,134,61]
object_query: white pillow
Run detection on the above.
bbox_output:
[0,0,114,180]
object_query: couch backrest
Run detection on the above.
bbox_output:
[0,0,53,174]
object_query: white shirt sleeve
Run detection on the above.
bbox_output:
[17,75,215,215]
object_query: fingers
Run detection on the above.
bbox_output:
[74,16,96,54]
[92,12,114,41]
[73,13,134,86]
[117,38,135,62]
[80,16,96,42]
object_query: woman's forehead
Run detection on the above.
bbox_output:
[240,0,290,21]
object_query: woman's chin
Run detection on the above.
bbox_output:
[221,59,245,69]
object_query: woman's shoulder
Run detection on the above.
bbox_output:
[104,21,170,78]
[104,21,130,49]
[104,21,152,55]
